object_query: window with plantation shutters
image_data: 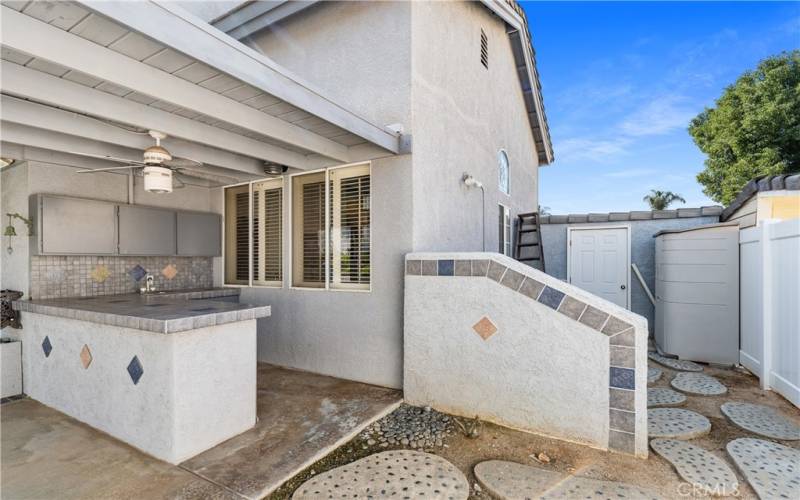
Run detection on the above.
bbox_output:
[224,179,284,287]
[330,165,370,289]
[292,171,326,288]
[253,179,283,286]
[224,184,250,285]
[291,163,371,290]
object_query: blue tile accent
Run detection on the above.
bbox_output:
[437,259,454,276]
[129,265,147,282]
[610,367,635,390]
[42,336,52,358]
[538,286,565,310]
[127,356,144,385]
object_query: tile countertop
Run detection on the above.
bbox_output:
[13,289,269,334]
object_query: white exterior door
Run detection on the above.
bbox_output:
[568,227,629,308]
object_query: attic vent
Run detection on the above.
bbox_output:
[480,29,488,69]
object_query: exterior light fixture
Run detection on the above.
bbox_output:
[4,213,32,254]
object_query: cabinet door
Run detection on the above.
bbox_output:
[40,196,117,254]
[118,205,176,255]
[177,212,221,256]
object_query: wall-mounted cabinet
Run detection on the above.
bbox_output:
[33,195,118,255]
[30,194,221,256]
[119,205,176,255]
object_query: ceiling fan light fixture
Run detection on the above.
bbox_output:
[143,166,173,194]
[143,145,172,165]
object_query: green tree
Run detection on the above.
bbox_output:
[643,190,686,210]
[689,51,800,205]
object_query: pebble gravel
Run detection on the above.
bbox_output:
[359,404,455,449]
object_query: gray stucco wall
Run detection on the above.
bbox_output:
[411,1,539,253]
[229,1,540,388]
[540,216,720,336]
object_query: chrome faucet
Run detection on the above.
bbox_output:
[140,274,156,294]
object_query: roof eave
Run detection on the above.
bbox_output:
[480,0,553,166]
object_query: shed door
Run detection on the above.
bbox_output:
[569,227,629,308]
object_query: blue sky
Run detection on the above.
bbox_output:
[521,1,799,214]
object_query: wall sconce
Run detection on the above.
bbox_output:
[4,213,32,255]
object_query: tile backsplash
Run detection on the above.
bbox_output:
[30,256,213,299]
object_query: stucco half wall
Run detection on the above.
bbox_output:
[403,252,648,458]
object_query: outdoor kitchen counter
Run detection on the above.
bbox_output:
[13,291,269,334]
[11,288,264,464]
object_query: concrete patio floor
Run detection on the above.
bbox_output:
[1,363,402,500]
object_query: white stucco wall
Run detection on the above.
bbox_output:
[405,252,648,457]
[16,313,256,464]
[410,1,540,252]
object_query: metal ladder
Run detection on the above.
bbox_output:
[514,212,545,272]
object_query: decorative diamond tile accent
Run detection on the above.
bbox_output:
[127,356,144,385]
[161,264,178,280]
[437,260,454,276]
[90,265,110,283]
[129,264,147,282]
[80,344,93,369]
[41,336,52,357]
[472,316,498,341]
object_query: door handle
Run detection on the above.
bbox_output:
[620,285,626,290]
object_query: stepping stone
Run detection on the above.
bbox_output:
[648,367,662,385]
[292,450,468,500]
[650,438,738,496]
[474,460,565,499]
[648,352,703,372]
[649,408,711,440]
[726,438,800,500]
[541,475,661,499]
[671,372,727,396]
[648,388,686,407]
[721,402,800,440]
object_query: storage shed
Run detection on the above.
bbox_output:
[539,206,723,335]
[654,223,740,365]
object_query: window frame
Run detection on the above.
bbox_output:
[499,203,512,257]
[222,177,285,289]
[498,149,510,195]
[288,162,372,293]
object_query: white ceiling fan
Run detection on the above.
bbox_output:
[71,131,237,193]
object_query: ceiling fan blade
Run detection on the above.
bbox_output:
[76,165,142,173]
[174,168,239,185]
[164,157,203,169]
[67,151,146,166]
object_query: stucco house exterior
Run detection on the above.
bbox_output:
[1,0,650,463]
[214,0,552,389]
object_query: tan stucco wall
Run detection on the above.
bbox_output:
[727,191,800,229]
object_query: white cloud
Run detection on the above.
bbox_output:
[618,95,696,137]
[554,137,631,163]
